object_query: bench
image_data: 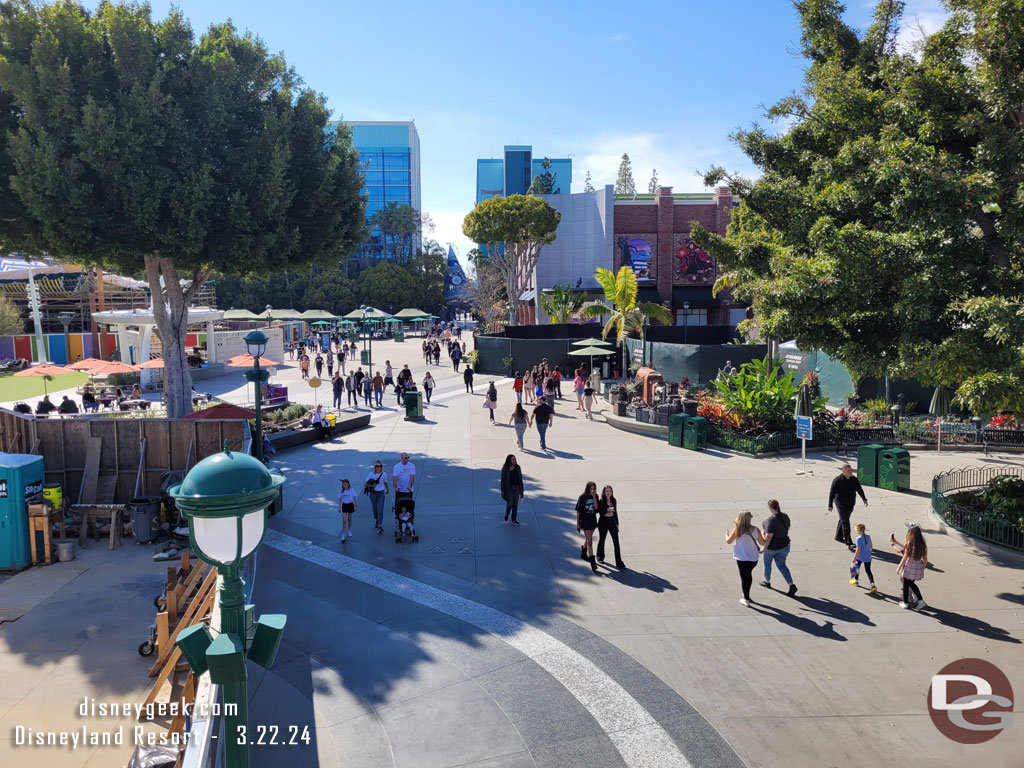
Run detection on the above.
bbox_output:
[982,429,1024,456]
[837,426,900,457]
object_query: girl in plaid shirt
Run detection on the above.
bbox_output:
[891,526,928,610]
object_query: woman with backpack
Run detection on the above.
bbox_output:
[726,510,764,606]
[485,381,498,423]
[760,499,798,596]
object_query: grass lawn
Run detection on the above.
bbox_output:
[0,371,88,401]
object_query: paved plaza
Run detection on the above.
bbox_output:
[1,338,1022,767]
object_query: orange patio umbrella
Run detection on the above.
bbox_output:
[135,357,166,369]
[225,354,281,368]
[65,357,107,371]
[88,361,141,377]
[13,363,71,395]
[183,402,256,420]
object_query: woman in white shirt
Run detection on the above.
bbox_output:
[363,460,389,534]
[337,479,358,541]
[725,510,765,607]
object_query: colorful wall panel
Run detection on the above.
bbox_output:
[0,337,13,359]
[14,335,31,360]
[186,333,198,348]
[68,333,85,362]
[46,334,68,365]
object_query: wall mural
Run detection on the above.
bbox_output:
[673,235,716,285]
[616,234,657,282]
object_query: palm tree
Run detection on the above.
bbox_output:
[581,266,672,377]
[539,283,584,323]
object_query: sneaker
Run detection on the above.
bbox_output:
[512,521,521,526]
[899,601,911,609]
[787,584,798,597]
[341,532,348,542]
[849,579,857,586]
[759,580,771,589]
[740,598,750,607]
[347,531,353,539]
[869,585,877,593]
[914,599,927,610]
[504,513,509,522]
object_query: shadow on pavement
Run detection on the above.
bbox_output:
[925,607,1021,643]
[748,602,848,641]
[602,568,678,593]
[792,595,875,626]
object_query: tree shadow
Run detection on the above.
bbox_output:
[995,591,1024,606]
[747,602,848,641]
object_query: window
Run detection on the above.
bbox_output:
[384,152,409,170]
[363,171,383,185]
[385,186,410,202]
[385,171,410,185]
[367,186,384,200]
[675,308,708,326]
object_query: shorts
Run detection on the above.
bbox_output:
[578,513,598,532]
[342,503,355,514]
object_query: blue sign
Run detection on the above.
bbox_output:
[796,415,813,441]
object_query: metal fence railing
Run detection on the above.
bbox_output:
[931,466,1024,552]
[708,423,837,455]
[894,420,983,445]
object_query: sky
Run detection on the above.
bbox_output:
[140,0,949,266]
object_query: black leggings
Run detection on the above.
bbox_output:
[597,516,621,562]
[737,560,757,600]
[902,578,922,603]
[855,560,874,583]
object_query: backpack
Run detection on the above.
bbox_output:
[488,390,497,402]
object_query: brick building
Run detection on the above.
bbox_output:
[613,186,747,329]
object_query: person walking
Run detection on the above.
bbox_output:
[337,348,346,375]
[464,365,475,394]
[345,372,357,407]
[422,372,435,403]
[891,526,928,609]
[850,522,876,592]
[500,454,524,524]
[726,510,763,606]
[509,402,530,450]
[760,499,797,596]
[314,353,324,378]
[326,351,334,378]
[364,460,389,534]
[583,381,595,420]
[828,464,868,550]
[513,372,524,403]
[341,341,349,361]
[596,485,626,569]
[332,372,343,410]
[452,345,462,372]
[384,360,394,392]
[573,370,585,411]
[392,453,416,507]
[337,479,357,542]
[299,353,310,380]
[575,481,600,573]
[485,381,498,423]
[433,343,441,366]
[361,373,373,406]
[552,368,563,399]
[523,369,534,404]
[372,371,384,408]
[349,342,356,360]
[530,398,553,450]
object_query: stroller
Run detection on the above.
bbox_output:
[394,494,418,543]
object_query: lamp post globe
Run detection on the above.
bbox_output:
[244,330,268,360]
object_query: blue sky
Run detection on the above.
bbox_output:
[143,0,948,263]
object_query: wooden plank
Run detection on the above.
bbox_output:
[134,437,147,498]
[148,568,216,676]
[77,436,103,505]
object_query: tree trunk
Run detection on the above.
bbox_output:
[144,255,210,419]
[502,266,519,326]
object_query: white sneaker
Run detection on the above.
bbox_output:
[341,532,348,542]
[899,601,910,609]
[347,530,353,538]
[739,598,750,607]
[914,599,927,610]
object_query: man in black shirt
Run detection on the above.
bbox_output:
[828,463,868,550]
[35,396,56,415]
[530,401,553,451]
[58,395,79,415]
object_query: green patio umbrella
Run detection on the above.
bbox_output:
[793,382,814,418]
[311,320,331,326]
[222,308,260,321]
[337,320,355,325]
[569,344,612,374]
[930,386,951,453]
[384,318,401,323]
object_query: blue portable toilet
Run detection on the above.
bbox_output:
[0,454,45,570]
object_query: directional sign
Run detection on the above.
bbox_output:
[796,415,813,441]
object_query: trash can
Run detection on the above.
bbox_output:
[878,448,911,492]
[360,348,372,365]
[394,331,405,342]
[857,444,885,487]
[668,414,690,447]
[129,496,162,543]
[684,416,708,451]
[404,390,424,421]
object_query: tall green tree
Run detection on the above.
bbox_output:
[693,0,1024,415]
[583,171,595,193]
[462,194,560,325]
[406,240,447,314]
[614,153,635,195]
[527,157,559,195]
[370,202,420,263]
[0,294,23,336]
[357,261,420,313]
[0,1,365,416]
[303,264,359,316]
[539,283,584,323]
[647,169,659,194]
[581,266,671,376]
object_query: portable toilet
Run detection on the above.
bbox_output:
[0,454,45,570]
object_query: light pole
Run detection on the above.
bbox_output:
[58,312,75,362]
[244,331,268,463]
[360,305,373,376]
[170,446,286,768]
[683,301,690,344]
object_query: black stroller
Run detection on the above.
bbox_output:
[394,494,418,543]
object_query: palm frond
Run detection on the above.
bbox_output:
[638,300,672,325]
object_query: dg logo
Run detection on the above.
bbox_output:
[929,658,1014,744]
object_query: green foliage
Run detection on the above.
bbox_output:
[862,398,891,423]
[357,261,420,313]
[370,203,421,263]
[614,154,635,195]
[539,283,584,323]
[502,355,515,370]
[692,0,1024,416]
[980,476,1024,519]
[264,403,309,424]
[713,356,800,429]
[0,294,24,336]
[647,169,658,195]
[527,157,560,195]
[583,171,595,194]
[465,350,479,368]
[462,195,560,325]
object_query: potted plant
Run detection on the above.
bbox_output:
[465,349,480,371]
[502,355,515,376]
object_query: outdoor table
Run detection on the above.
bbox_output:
[28,501,66,565]
[118,399,151,411]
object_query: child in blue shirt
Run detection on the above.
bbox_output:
[850,522,876,592]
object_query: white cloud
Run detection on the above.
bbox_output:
[608,33,625,42]
[894,0,949,55]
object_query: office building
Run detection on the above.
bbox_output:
[329,120,422,267]
[476,146,571,204]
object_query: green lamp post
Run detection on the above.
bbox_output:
[243,330,268,463]
[360,305,373,376]
[170,446,286,768]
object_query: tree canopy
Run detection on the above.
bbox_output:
[693,0,1024,415]
[527,157,559,195]
[0,1,365,415]
[462,194,560,325]
[614,154,635,195]
[539,283,584,324]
